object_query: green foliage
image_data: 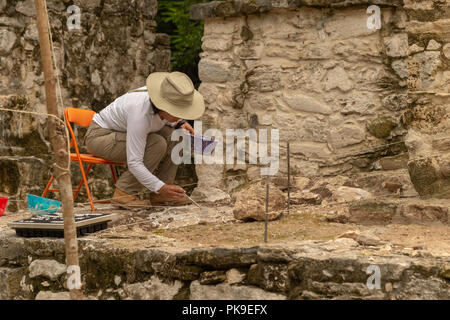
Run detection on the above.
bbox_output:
[157,0,209,86]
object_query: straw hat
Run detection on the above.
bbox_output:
[146,71,205,120]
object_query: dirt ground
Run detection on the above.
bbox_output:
[1,202,449,257]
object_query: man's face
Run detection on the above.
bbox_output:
[159,110,180,123]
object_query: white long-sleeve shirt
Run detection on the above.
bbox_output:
[92,87,172,193]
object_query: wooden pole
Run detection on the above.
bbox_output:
[264,176,269,243]
[287,141,290,215]
[34,0,83,300]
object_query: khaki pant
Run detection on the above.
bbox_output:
[84,122,178,194]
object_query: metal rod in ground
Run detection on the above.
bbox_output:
[264,175,269,243]
[287,141,290,215]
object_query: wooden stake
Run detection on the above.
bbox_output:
[287,141,290,215]
[34,0,83,300]
[264,175,269,243]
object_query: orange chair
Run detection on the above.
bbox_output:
[42,107,125,211]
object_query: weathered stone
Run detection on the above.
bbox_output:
[443,44,450,59]
[400,204,448,223]
[15,0,36,17]
[426,39,441,51]
[379,154,409,171]
[191,186,231,204]
[348,200,398,224]
[410,51,442,89]
[226,268,246,284]
[290,191,322,205]
[0,29,17,55]
[198,59,233,83]
[233,183,286,221]
[339,93,377,115]
[282,93,332,114]
[327,125,365,149]
[121,276,183,300]
[199,271,226,285]
[202,38,232,52]
[29,260,66,281]
[324,66,353,92]
[367,116,397,139]
[384,33,408,57]
[391,59,408,79]
[290,142,331,159]
[247,262,289,293]
[409,44,424,55]
[332,186,373,203]
[382,93,407,112]
[190,280,286,300]
[35,291,71,300]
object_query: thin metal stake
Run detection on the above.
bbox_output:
[264,175,269,243]
[287,141,290,215]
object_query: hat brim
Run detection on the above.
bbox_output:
[146,72,205,120]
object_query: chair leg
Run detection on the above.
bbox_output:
[110,165,117,184]
[73,163,93,201]
[78,159,95,212]
[42,176,54,198]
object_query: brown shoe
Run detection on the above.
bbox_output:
[149,193,189,206]
[111,188,151,210]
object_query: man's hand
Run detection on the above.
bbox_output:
[180,121,194,135]
[157,184,186,199]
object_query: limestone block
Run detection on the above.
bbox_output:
[29,260,66,281]
[0,17,25,30]
[323,66,353,92]
[327,125,365,149]
[410,51,442,89]
[443,44,450,59]
[332,186,373,203]
[348,200,398,224]
[191,187,231,204]
[15,0,36,16]
[226,268,246,284]
[233,182,286,221]
[202,38,232,52]
[339,93,378,115]
[391,59,408,79]
[198,83,219,104]
[409,44,424,55]
[297,117,329,142]
[0,29,17,55]
[247,67,281,92]
[426,39,441,51]
[198,59,234,83]
[247,263,289,292]
[190,280,286,300]
[23,24,38,42]
[324,9,378,40]
[199,271,226,285]
[121,276,183,300]
[290,142,331,159]
[383,33,408,57]
[382,93,407,111]
[282,93,332,114]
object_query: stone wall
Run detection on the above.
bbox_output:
[190,0,449,200]
[1,232,449,300]
[0,0,171,211]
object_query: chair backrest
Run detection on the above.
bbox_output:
[65,107,95,127]
[64,107,96,155]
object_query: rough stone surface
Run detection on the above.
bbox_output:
[233,183,286,221]
[190,280,286,300]
[348,200,398,224]
[121,276,183,300]
[28,260,66,281]
[332,186,373,203]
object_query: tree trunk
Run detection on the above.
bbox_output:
[34,0,83,300]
